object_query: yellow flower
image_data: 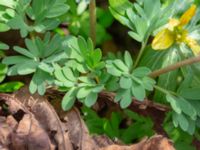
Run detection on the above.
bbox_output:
[152,4,200,56]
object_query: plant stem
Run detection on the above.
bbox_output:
[29,32,35,40]
[153,85,169,95]
[149,54,200,78]
[133,41,147,68]
[89,0,96,46]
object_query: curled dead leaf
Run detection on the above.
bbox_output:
[63,108,98,150]
[0,87,176,150]
[12,114,54,150]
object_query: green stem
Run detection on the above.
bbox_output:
[153,85,177,96]
[133,41,147,68]
[153,85,169,95]
[89,0,96,46]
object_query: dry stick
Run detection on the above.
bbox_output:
[89,0,96,46]
[99,91,170,111]
[149,54,200,78]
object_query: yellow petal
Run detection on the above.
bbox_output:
[179,4,197,26]
[152,29,175,50]
[168,18,180,31]
[186,37,200,56]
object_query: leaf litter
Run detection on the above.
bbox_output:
[0,87,175,150]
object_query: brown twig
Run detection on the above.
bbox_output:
[149,54,200,78]
[89,0,96,46]
[99,91,170,112]
[46,89,170,112]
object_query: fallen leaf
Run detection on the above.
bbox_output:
[0,117,11,149]
[0,88,176,150]
[14,87,73,150]
[100,135,175,150]
[12,114,54,150]
[64,108,98,150]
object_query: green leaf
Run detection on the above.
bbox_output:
[92,49,102,64]
[46,3,69,18]
[187,120,196,135]
[166,95,182,114]
[120,89,132,108]
[54,65,67,82]
[29,69,53,95]
[178,98,197,120]
[62,66,76,82]
[113,59,129,72]
[17,60,38,75]
[139,46,167,70]
[98,8,114,28]
[128,31,143,42]
[77,0,88,15]
[87,38,94,51]
[0,82,24,92]
[109,7,132,29]
[190,101,200,118]
[115,89,127,102]
[109,112,122,137]
[109,0,132,16]
[38,83,46,95]
[63,80,74,88]
[0,23,10,32]
[132,67,151,77]
[34,19,60,32]
[62,88,77,111]
[173,113,189,132]
[44,34,61,57]
[119,76,132,89]
[78,76,95,84]
[77,87,92,99]
[107,67,122,76]
[179,87,200,100]
[78,36,88,54]
[103,120,117,138]
[29,79,37,94]
[7,64,21,76]
[0,63,7,82]
[13,46,35,58]
[8,15,29,37]
[0,43,9,50]
[38,62,54,73]
[124,51,133,69]
[105,77,119,91]
[85,92,98,107]
[144,0,160,19]
[2,56,30,65]
[0,0,16,8]
[43,52,67,63]
[133,3,146,20]
[131,81,145,101]
[154,48,180,102]
[142,77,155,91]
[25,38,40,57]
[106,61,122,76]
[92,85,104,93]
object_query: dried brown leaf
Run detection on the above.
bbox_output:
[11,114,54,150]
[31,100,73,150]
[92,135,115,148]
[100,135,175,150]
[65,108,98,150]
[0,117,11,148]
[0,88,176,150]
[14,87,73,150]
